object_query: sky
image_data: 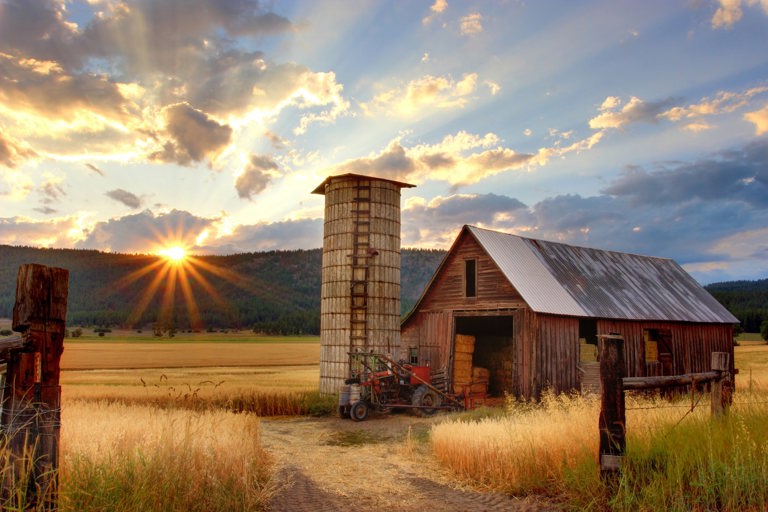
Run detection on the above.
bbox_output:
[1,0,767,284]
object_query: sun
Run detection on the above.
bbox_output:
[158,245,187,263]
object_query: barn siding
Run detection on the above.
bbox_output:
[596,319,734,377]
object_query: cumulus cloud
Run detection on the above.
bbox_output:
[150,103,232,166]
[0,214,85,247]
[236,154,280,200]
[712,0,743,28]
[76,209,215,253]
[333,131,534,187]
[422,0,448,25]
[590,87,768,132]
[460,13,483,35]
[745,103,768,135]
[0,0,345,169]
[589,96,678,129]
[362,73,479,117]
[106,189,142,209]
[0,133,37,168]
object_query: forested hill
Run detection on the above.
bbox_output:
[1,245,765,334]
[704,279,768,332]
[0,245,446,334]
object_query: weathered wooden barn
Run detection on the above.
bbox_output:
[400,225,738,399]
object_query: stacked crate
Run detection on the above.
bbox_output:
[452,334,475,393]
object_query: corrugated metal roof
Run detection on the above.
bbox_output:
[468,226,738,323]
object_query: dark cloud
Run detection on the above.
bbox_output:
[40,180,65,201]
[106,189,142,209]
[337,142,415,181]
[150,103,232,166]
[265,131,288,150]
[33,206,57,215]
[419,152,456,169]
[236,154,279,200]
[402,193,529,246]
[86,163,105,176]
[76,209,214,253]
[602,138,768,208]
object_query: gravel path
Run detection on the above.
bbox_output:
[261,414,556,512]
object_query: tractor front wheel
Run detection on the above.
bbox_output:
[349,400,370,421]
[412,385,442,417]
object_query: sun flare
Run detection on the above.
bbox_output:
[159,246,187,262]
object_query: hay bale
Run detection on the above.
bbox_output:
[454,334,475,353]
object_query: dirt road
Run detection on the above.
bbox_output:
[261,413,555,512]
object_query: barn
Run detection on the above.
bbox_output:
[399,225,738,399]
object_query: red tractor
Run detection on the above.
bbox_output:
[339,352,463,421]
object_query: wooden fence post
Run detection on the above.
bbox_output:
[598,334,625,477]
[711,352,730,417]
[2,264,69,510]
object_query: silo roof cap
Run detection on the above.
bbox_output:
[312,173,416,194]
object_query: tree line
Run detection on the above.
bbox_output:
[0,245,445,335]
[1,245,765,335]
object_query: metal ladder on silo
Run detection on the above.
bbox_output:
[349,179,371,354]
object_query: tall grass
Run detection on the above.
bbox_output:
[62,368,336,416]
[431,389,768,511]
[58,400,273,511]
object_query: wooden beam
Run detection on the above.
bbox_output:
[622,371,720,390]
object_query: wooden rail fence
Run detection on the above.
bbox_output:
[598,333,731,477]
[1,264,69,510]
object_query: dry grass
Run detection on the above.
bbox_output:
[58,400,273,511]
[60,365,334,416]
[431,342,768,510]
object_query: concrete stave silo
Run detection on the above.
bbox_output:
[312,174,414,394]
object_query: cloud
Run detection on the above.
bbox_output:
[335,131,531,187]
[712,0,743,28]
[86,163,105,176]
[745,103,768,135]
[362,73,479,117]
[200,218,323,253]
[0,0,345,167]
[0,214,83,247]
[590,87,768,132]
[291,71,350,135]
[460,13,483,35]
[422,0,448,25]
[149,103,233,166]
[75,209,216,253]
[601,138,768,209]
[589,96,678,129]
[106,189,143,209]
[235,154,280,200]
[0,132,37,168]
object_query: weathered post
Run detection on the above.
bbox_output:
[598,334,625,478]
[710,352,730,417]
[2,264,69,509]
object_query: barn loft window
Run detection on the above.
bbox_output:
[465,259,477,298]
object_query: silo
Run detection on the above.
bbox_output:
[312,173,415,394]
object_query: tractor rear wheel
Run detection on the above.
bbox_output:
[349,400,370,421]
[411,385,442,417]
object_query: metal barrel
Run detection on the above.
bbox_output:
[349,383,361,403]
[338,384,351,406]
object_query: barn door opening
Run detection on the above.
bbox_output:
[454,315,514,395]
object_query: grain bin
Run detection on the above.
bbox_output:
[312,174,415,394]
